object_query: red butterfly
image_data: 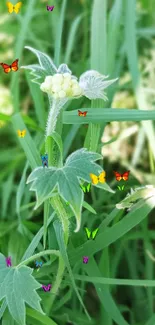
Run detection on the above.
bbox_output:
[0,59,19,73]
[78,110,88,117]
[113,171,130,181]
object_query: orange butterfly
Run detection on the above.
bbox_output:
[17,129,26,138]
[78,110,88,117]
[0,59,19,73]
[113,171,130,181]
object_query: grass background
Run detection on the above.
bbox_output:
[1,0,155,324]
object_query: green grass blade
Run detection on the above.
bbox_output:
[145,315,155,325]
[53,220,91,320]
[107,0,123,75]
[82,201,97,215]
[91,0,107,73]
[26,308,58,325]
[63,108,155,124]
[43,200,50,249]
[0,300,7,320]
[11,0,37,111]
[54,0,67,66]
[64,15,83,64]
[84,258,129,325]
[11,113,41,169]
[25,71,46,128]
[21,213,55,261]
[69,197,155,264]
[16,162,29,222]
[74,274,155,287]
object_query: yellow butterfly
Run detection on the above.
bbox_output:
[90,171,106,185]
[6,2,22,14]
[17,129,26,138]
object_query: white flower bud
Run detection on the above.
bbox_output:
[52,84,62,93]
[52,73,63,84]
[40,83,47,92]
[58,90,66,98]
[72,86,82,96]
[71,79,79,86]
[63,73,72,82]
[61,81,71,91]
[45,76,53,84]
[53,93,59,99]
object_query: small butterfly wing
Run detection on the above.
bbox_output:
[11,59,19,72]
[17,129,22,137]
[42,285,47,291]
[92,228,99,240]
[21,129,26,137]
[6,2,14,13]
[0,63,11,73]
[47,284,51,291]
[85,227,91,240]
[78,110,83,116]
[113,171,122,181]
[87,183,91,192]
[14,2,22,13]
[122,171,130,181]
[90,173,99,185]
[99,171,106,183]
[83,111,88,117]
[81,185,86,193]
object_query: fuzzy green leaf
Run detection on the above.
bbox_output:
[27,149,112,231]
[21,46,57,84]
[116,186,155,209]
[0,254,43,325]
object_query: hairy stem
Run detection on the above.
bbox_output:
[17,249,60,268]
[50,194,69,245]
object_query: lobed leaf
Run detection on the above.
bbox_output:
[21,46,57,83]
[27,148,110,232]
[0,254,43,325]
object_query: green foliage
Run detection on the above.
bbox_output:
[0,254,43,325]
[27,148,110,232]
[1,0,155,324]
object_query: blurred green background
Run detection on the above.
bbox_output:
[1,0,155,324]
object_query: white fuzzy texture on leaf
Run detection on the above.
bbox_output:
[0,253,43,325]
[27,149,105,232]
[79,70,118,100]
[21,64,47,85]
[21,46,57,83]
[57,64,72,74]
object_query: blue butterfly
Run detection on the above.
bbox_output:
[41,154,48,167]
[35,261,43,268]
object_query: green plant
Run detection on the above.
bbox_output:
[1,0,155,324]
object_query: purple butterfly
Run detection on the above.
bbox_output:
[47,5,54,11]
[6,256,12,267]
[83,256,89,264]
[42,284,51,292]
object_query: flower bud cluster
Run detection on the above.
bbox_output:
[40,73,83,99]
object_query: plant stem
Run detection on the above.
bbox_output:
[17,250,60,268]
[50,194,69,245]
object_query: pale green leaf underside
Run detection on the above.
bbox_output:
[116,186,155,209]
[27,149,109,231]
[21,46,57,84]
[0,254,43,325]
